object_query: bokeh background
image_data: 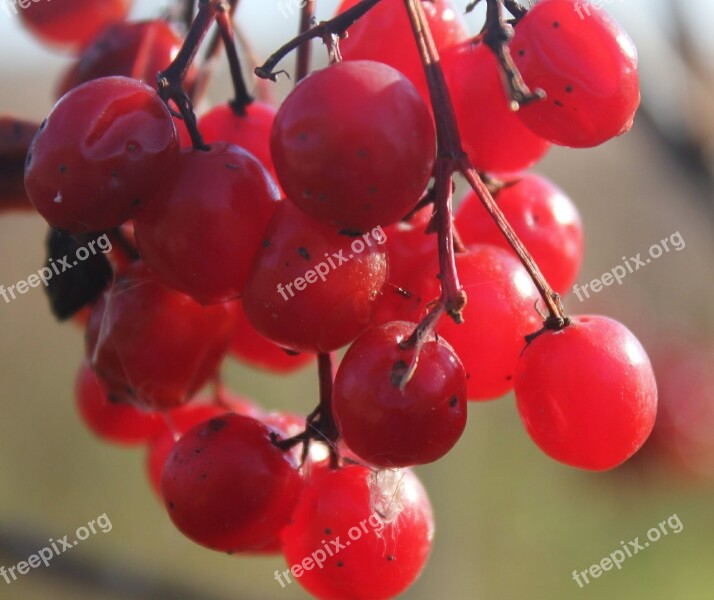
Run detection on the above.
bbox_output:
[1,0,713,599]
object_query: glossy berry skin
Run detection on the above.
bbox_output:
[334,321,467,467]
[57,20,192,98]
[336,0,467,100]
[25,76,179,233]
[456,173,584,295]
[145,397,263,497]
[281,463,433,600]
[437,246,541,400]
[75,360,162,445]
[271,61,435,231]
[373,207,440,326]
[229,301,314,373]
[86,262,237,410]
[199,102,276,175]
[161,414,302,553]
[243,201,388,353]
[515,315,657,471]
[134,143,280,304]
[19,0,132,52]
[512,0,640,147]
[443,42,550,173]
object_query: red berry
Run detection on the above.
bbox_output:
[25,76,179,233]
[455,173,584,295]
[75,360,162,445]
[242,201,388,353]
[512,0,640,147]
[86,262,237,410]
[229,301,314,373]
[199,102,276,175]
[271,61,435,231]
[280,463,433,600]
[334,321,467,467]
[442,41,551,173]
[134,143,280,304]
[515,315,657,470]
[145,397,262,497]
[336,0,467,100]
[57,20,193,98]
[161,414,302,553]
[437,246,541,400]
[373,206,440,326]
[19,0,132,52]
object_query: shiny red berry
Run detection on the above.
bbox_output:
[515,315,658,470]
[271,61,435,231]
[334,321,467,467]
[512,0,640,147]
[25,76,179,233]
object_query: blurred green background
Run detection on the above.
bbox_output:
[1,1,713,599]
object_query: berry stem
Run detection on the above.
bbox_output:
[458,163,569,327]
[254,0,383,81]
[402,0,466,321]
[214,3,254,114]
[158,0,231,150]
[503,0,527,20]
[398,0,568,378]
[483,0,544,106]
[295,0,316,82]
[272,353,340,467]
[190,0,241,105]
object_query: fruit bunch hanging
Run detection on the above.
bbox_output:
[1,0,656,598]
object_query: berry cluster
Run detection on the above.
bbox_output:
[3,0,657,598]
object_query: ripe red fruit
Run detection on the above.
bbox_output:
[161,414,302,553]
[280,463,433,600]
[515,315,657,470]
[242,201,388,353]
[336,0,467,100]
[455,173,584,295]
[334,321,467,467]
[19,0,132,52]
[75,360,162,445]
[512,0,640,147]
[229,301,314,373]
[57,20,192,98]
[271,60,436,231]
[134,143,280,304]
[198,102,276,175]
[25,76,179,233]
[86,262,237,410]
[442,42,551,173]
[373,206,440,326]
[145,397,263,497]
[438,245,541,400]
